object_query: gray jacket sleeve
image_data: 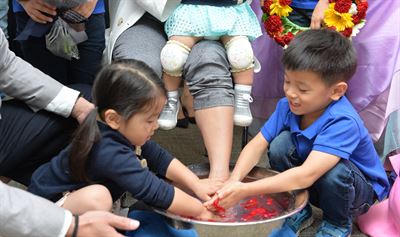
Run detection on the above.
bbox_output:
[0,182,67,237]
[0,30,64,112]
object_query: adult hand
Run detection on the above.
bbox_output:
[66,211,140,237]
[19,0,56,24]
[204,180,246,210]
[72,0,98,18]
[193,178,223,202]
[71,97,95,124]
[310,0,329,29]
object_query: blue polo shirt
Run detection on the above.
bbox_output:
[291,0,318,9]
[261,96,389,200]
[12,0,105,14]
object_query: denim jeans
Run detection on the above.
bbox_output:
[15,12,105,85]
[268,131,375,227]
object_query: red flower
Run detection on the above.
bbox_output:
[282,32,295,45]
[279,0,292,6]
[357,2,368,18]
[264,15,283,36]
[341,28,353,37]
[352,14,361,24]
[262,0,273,14]
[334,0,352,13]
[274,36,286,47]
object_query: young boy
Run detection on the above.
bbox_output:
[207,29,390,236]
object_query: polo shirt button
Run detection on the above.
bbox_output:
[117,17,124,26]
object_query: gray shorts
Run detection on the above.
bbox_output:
[112,14,234,110]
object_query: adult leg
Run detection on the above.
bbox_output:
[0,100,76,185]
[0,84,91,185]
[14,12,69,84]
[69,14,106,85]
[184,40,234,181]
[112,13,166,78]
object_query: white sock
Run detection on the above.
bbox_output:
[167,90,179,98]
[235,84,252,92]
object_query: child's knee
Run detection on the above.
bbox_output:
[160,40,190,77]
[269,131,292,159]
[225,36,254,73]
[84,184,113,211]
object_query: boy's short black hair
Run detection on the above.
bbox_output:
[282,29,357,85]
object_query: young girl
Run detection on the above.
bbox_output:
[157,0,263,130]
[28,59,220,219]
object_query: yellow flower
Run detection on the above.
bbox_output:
[270,0,293,17]
[324,3,354,32]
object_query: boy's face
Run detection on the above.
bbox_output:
[284,70,342,120]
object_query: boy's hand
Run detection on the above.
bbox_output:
[310,0,329,29]
[204,180,246,210]
[193,178,223,202]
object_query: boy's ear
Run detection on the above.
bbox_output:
[330,82,348,101]
[104,109,122,129]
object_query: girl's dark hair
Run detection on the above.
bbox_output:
[282,29,357,85]
[69,59,166,181]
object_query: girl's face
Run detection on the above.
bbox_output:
[118,96,166,146]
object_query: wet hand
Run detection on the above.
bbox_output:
[20,0,56,24]
[193,178,223,202]
[310,0,329,29]
[73,0,98,18]
[206,180,246,210]
[196,207,222,221]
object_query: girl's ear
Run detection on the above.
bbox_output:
[104,109,122,129]
[330,82,348,101]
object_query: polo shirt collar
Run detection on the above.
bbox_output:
[289,99,339,139]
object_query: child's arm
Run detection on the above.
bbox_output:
[215,150,341,209]
[166,159,222,201]
[204,132,268,208]
[230,132,270,181]
[167,187,217,220]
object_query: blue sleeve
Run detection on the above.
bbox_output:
[141,140,174,178]
[94,141,174,210]
[261,98,290,143]
[313,116,361,159]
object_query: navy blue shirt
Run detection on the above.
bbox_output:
[28,123,175,210]
[261,96,390,200]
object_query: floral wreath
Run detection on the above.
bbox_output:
[261,0,368,47]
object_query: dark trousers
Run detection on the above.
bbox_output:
[0,84,91,186]
[15,12,105,85]
[268,131,375,227]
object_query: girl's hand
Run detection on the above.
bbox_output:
[206,180,246,210]
[196,207,221,221]
[193,178,223,202]
[19,0,56,24]
[310,0,329,29]
[72,0,98,18]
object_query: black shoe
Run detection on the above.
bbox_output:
[182,106,196,124]
[176,116,189,128]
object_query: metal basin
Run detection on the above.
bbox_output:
[154,163,309,237]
